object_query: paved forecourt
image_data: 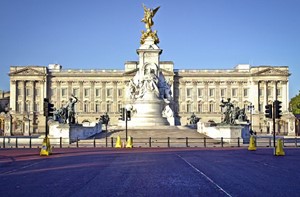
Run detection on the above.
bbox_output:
[0,148,299,197]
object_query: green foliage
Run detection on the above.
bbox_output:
[290,91,300,114]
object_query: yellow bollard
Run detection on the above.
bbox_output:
[275,138,285,156]
[126,136,133,148]
[248,135,256,151]
[40,136,52,156]
[115,136,122,148]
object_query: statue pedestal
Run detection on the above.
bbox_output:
[197,121,250,144]
[48,120,102,143]
[122,92,169,128]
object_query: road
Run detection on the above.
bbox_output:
[0,148,299,197]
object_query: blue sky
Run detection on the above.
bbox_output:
[0,0,299,99]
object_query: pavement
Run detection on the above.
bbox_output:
[0,148,300,197]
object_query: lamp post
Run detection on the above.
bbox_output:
[248,103,254,132]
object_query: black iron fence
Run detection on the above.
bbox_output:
[0,136,299,148]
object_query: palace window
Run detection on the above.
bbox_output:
[187,88,193,98]
[197,88,203,97]
[209,103,214,112]
[95,103,101,113]
[73,88,79,97]
[118,103,122,112]
[221,88,226,97]
[107,89,113,97]
[61,88,67,97]
[84,88,90,97]
[209,88,215,97]
[232,88,238,97]
[118,89,123,97]
[243,88,249,97]
[197,103,203,113]
[84,103,89,113]
[187,103,192,113]
[95,88,101,97]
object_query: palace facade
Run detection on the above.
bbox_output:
[8,63,294,135]
[7,5,295,136]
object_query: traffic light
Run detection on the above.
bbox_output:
[47,103,55,117]
[265,104,273,118]
[126,110,131,121]
[274,100,282,119]
[119,108,125,121]
[43,98,49,116]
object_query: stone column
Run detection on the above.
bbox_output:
[215,81,221,112]
[192,81,197,112]
[10,80,17,112]
[264,81,268,106]
[204,81,209,112]
[56,81,61,108]
[68,81,72,98]
[31,81,35,112]
[20,81,26,113]
[39,80,45,110]
[101,82,106,111]
[238,81,243,108]
[79,81,84,111]
[90,81,95,111]
[271,81,276,101]
[251,81,259,113]
[226,81,231,99]
[282,81,288,112]
[180,82,186,112]
[113,81,118,112]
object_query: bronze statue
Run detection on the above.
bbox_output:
[141,4,160,32]
[64,94,78,124]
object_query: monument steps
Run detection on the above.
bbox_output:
[92,126,208,139]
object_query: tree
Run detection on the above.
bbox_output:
[290,91,300,114]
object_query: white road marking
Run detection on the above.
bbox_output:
[177,154,233,197]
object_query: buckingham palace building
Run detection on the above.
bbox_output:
[7,5,295,136]
[8,63,293,135]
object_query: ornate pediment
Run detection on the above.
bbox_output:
[252,68,290,76]
[9,67,46,76]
